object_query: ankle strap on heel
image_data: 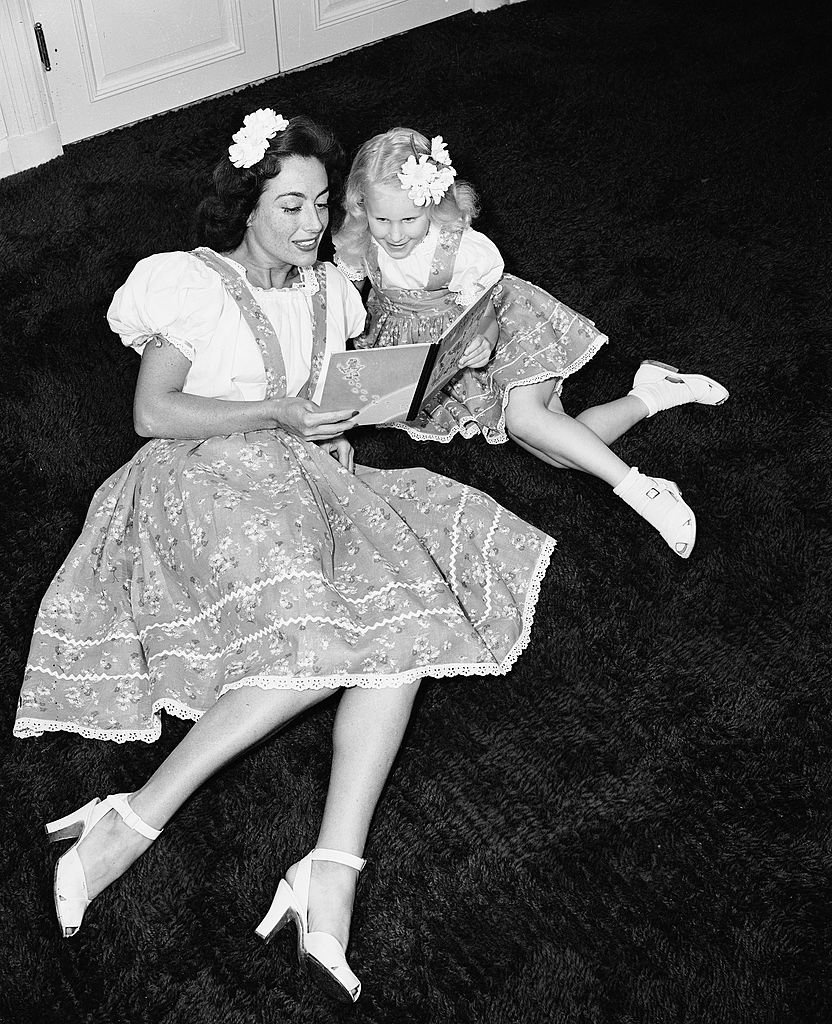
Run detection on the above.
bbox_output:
[107,793,163,841]
[310,847,366,872]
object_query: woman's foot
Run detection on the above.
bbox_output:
[255,848,366,1002]
[284,856,358,951]
[613,466,696,557]
[72,804,158,900]
[47,793,162,937]
[628,360,729,417]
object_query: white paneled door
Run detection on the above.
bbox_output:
[21,0,474,148]
[29,0,280,144]
[275,0,470,71]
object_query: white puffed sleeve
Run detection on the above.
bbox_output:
[449,228,505,307]
[325,263,368,347]
[107,251,227,362]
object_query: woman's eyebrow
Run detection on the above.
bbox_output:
[275,187,330,199]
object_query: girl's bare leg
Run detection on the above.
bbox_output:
[506,380,632,484]
[509,381,695,556]
[76,684,336,898]
[287,681,422,948]
[572,395,649,445]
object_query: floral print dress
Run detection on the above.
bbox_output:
[14,249,555,743]
[342,227,609,443]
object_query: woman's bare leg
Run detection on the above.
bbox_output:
[287,681,422,948]
[76,684,335,898]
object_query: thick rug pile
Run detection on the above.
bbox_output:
[1,1,829,1021]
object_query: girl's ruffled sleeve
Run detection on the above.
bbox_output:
[450,229,505,307]
[333,253,367,284]
[107,252,225,361]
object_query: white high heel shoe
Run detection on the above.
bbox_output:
[255,847,366,1003]
[629,359,730,416]
[45,793,163,938]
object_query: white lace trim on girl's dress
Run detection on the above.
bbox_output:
[453,283,487,308]
[384,317,609,446]
[557,333,609,381]
[333,255,366,282]
[13,539,556,745]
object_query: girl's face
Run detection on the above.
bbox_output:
[364,184,430,260]
[245,156,330,269]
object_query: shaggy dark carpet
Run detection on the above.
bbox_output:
[1,1,830,1021]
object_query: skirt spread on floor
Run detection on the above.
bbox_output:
[361,227,609,444]
[15,253,555,744]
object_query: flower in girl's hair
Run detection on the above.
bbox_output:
[430,136,452,166]
[228,108,289,168]
[397,136,457,206]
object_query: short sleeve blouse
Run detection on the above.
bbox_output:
[373,226,505,305]
[107,251,366,401]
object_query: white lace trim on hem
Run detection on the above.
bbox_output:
[13,539,556,745]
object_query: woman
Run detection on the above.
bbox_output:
[15,112,555,1003]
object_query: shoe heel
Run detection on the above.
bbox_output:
[45,798,100,843]
[255,879,297,943]
[640,359,678,372]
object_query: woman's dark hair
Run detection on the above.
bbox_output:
[193,115,346,251]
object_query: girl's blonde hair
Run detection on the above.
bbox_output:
[334,128,479,269]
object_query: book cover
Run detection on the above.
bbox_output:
[316,286,494,426]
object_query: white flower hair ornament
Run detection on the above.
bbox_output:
[397,135,457,206]
[228,109,290,169]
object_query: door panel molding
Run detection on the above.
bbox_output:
[312,0,409,29]
[32,0,278,144]
[72,0,248,101]
[276,0,470,71]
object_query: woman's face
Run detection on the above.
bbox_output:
[245,156,330,268]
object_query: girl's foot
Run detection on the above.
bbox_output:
[628,360,729,417]
[613,467,696,558]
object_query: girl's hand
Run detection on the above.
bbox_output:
[458,334,493,370]
[317,434,355,472]
[271,398,358,441]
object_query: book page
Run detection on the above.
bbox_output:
[419,286,495,407]
[316,345,431,424]
[315,287,494,426]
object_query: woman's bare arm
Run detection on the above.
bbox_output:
[133,339,357,441]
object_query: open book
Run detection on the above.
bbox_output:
[316,286,495,425]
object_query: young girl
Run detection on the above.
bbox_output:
[333,128,729,559]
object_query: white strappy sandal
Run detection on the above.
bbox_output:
[255,847,366,1003]
[45,793,163,938]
